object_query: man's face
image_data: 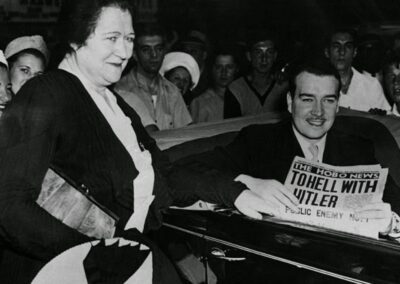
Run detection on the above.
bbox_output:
[212,55,237,88]
[249,40,277,74]
[182,42,206,68]
[325,32,357,72]
[384,62,400,103]
[135,35,165,75]
[287,71,340,141]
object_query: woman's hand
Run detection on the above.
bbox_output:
[354,202,392,234]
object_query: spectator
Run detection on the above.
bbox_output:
[224,30,288,118]
[383,55,400,116]
[390,32,400,59]
[159,51,200,105]
[180,30,211,103]
[114,23,192,132]
[0,51,12,117]
[5,35,49,94]
[190,46,238,123]
[354,33,385,84]
[324,28,390,112]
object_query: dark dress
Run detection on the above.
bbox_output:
[0,69,240,283]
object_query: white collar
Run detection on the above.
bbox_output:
[292,124,327,162]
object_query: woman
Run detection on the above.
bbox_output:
[0,0,263,283]
[0,51,12,116]
[4,35,49,94]
[160,51,200,104]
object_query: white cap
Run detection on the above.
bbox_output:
[159,52,200,90]
[5,35,49,65]
[0,50,8,68]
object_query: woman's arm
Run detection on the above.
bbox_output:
[0,77,89,261]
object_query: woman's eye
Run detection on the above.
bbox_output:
[125,37,134,43]
[108,36,118,42]
[20,68,30,75]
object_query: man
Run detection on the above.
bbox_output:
[190,46,238,123]
[180,30,211,103]
[170,58,400,235]
[325,29,390,112]
[224,30,288,118]
[114,23,192,132]
[383,55,400,116]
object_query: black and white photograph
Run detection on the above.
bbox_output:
[1,0,400,283]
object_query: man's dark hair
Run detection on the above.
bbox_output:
[246,28,278,51]
[211,44,238,65]
[325,27,358,48]
[134,23,166,48]
[288,57,341,98]
[58,0,134,52]
[383,54,400,75]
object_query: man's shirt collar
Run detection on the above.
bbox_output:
[292,124,327,162]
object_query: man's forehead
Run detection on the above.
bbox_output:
[386,63,400,75]
[295,71,339,94]
[330,32,354,44]
[215,55,235,65]
[253,40,275,49]
[136,35,164,46]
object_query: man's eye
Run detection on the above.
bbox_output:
[141,47,150,53]
[324,98,337,104]
[301,98,313,102]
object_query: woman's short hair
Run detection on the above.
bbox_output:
[7,49,47,69]
[58,0,134,52]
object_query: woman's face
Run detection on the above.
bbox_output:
[165,67,192,95]
[9,53,45,94]
[0,66,12,117]
[74,6,134,88]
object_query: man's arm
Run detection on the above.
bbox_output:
[168,126,299,215]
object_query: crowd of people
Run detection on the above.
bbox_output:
[0,0,400,283]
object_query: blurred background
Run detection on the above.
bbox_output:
[1,0,400,69]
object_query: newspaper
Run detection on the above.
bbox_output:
[279,156,389,239]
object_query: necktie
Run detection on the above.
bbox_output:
[308,144,319,162]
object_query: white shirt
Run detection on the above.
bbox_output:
[339,67,391,112]
[292,125,327,162]
[390,104,400,117]
[59,54,154,233]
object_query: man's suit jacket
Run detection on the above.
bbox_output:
[170,118,400,214]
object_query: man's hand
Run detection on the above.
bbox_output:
[234,190,281,220]
[354,202,392,234]
[234,174,299,213]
